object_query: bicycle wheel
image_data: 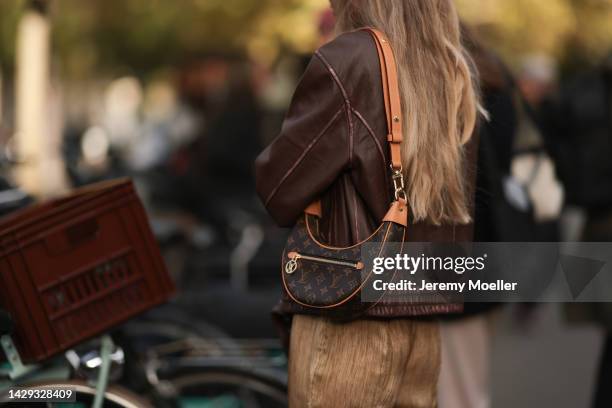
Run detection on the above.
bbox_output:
[0,380,152,408]
[113,311,235,393]
[156,366,287,408]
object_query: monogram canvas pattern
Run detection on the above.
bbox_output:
[281,216,405,315]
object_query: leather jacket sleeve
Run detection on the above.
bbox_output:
[255,52,349,227]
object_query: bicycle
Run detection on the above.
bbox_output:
[1,311,150,407]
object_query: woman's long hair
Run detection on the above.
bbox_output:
[332,0,482,225]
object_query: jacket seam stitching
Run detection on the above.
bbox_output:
[315,50,354,167]
[352,190,359,239]
[263,107,344,207]
[351,107,392,194]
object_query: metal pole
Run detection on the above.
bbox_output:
[92,335,113,408]
[14,0,50,196]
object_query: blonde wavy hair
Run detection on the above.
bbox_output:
[331,0,482,225]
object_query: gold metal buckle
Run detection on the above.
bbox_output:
[391,166,407,201]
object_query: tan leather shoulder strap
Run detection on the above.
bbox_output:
[361,27,404,171]
[304,201,322,217]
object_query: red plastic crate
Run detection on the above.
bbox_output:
[0,178,174,363]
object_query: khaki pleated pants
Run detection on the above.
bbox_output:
[288,315,441,408]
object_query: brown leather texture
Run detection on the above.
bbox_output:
[302,28,402,218]
[255,29,478,317]
[276,29,411,319]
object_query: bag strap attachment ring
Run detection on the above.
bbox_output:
[391,166,407,201]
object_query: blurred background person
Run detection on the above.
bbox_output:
[518,54,559,110]
[545,51,612,408]
[437,24,564,408]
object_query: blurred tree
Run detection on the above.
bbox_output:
[456,0,612,69]
[0,0,25,75]
[567,0,612,62]
[0,0,610,77]
[1,0,327,79]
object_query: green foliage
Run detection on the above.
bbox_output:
[0,0,325,77]
[0,0,25,73]
[0,0,610,77]
[457,0,612,66]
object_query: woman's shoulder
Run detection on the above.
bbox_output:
[316,30,379,73]
[319,30,375,54]
[312,30,381,103]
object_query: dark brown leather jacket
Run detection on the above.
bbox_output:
[255,30,479,317]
